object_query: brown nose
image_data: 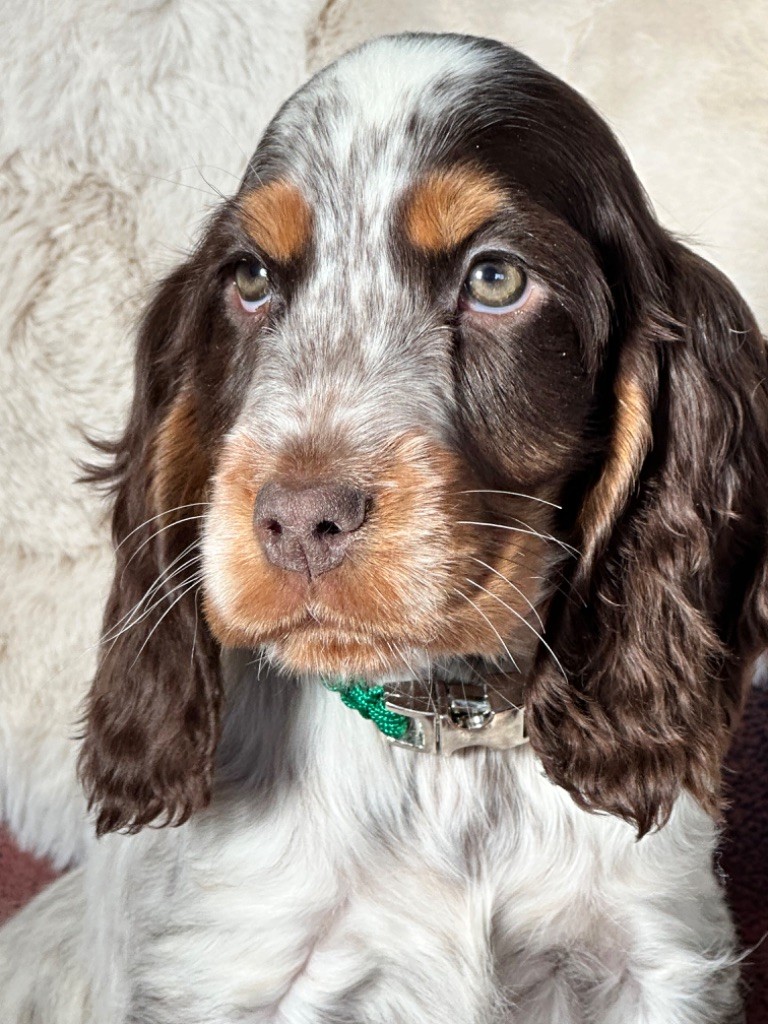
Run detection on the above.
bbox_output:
[253,481,368,578]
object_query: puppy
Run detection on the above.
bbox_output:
[1,32,765,1024]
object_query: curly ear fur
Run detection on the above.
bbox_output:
[530,238,768,836]
[79,262,222,836]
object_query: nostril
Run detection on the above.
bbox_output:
[253,480,369,576]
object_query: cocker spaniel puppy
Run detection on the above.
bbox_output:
[1,32,765,1024]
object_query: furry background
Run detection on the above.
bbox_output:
[0,0,765,940]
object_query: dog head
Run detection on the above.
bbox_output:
[80,34,768,837]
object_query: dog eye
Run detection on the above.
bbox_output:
[234,259,271,311]
[463,259,528,312]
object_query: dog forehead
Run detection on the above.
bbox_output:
[296,34,494,130]
[269,35,495,158]
[243,35,502,229]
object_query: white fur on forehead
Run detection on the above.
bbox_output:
[251,34,504,246]
[322,34,493,112]
[277,33,495,142]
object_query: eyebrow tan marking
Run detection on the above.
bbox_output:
[240,180,312,262]
[403,166,506,253]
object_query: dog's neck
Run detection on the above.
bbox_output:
[325,672,528,756]
[215,653,531,801]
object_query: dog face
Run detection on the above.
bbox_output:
[80,35,768,838]
[201,41,610,681]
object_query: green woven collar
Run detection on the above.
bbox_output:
[322,676,528,756]
[323,679,409,739]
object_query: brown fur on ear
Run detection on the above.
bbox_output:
[529,242,768,836]
[79,263,222,837]
[577,335,658,576]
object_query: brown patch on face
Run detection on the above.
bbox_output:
[150,391,211,516]
[403,165,505,253]
[239,180,312,263]
[202,429,557,679]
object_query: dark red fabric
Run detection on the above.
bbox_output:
[0,826,59,926]
[0,693,765,1017]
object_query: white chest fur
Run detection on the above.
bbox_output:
[74,670,739,1024]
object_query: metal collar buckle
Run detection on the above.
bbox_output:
[383,679,528,756]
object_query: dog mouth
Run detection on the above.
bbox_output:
[235,602,537,683]
[245,611,437,677]
[202,531,554,678]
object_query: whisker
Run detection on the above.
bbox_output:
[244,646,267,674]
[419,649,440,719]
[464,578,568,682]
[458,489,562,510]
[161,89,250,163]
[506,515,580,557]
[129,574,204,669]
[120,514,207,579]
[450,654,495,686]
[529,568,584,608]
[108,540,201,637]
[104,565,202,649]
[457,519,579,558]
[469,556,544,630]
[451,588,520,673]
[105,556,202,645]
[167,162,242,184]
[190,587,201,668]
[122,168,225,200]
[482,548,539,576]
[395,641,440,719]
[115,502,211,553]
[393,641,419,683]
[484,679,523,713]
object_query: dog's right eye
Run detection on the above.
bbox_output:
[463,258,529,313]
[234,259,271,311]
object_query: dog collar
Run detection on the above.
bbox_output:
[323,676,528,755]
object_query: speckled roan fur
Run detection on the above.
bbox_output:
[1,33,765,1024]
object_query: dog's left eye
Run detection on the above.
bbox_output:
[463,259,529,312]
[234,259,271,311]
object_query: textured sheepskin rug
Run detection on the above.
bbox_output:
[0,0,322,866]
[1,0,766,872]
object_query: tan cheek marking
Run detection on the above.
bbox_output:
[404,166,506,253]
[429,501,553,666]
[239,180,312,263]
[150,392,210,515]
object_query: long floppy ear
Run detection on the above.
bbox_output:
[529,239,768,836]
[79,260,222,836]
